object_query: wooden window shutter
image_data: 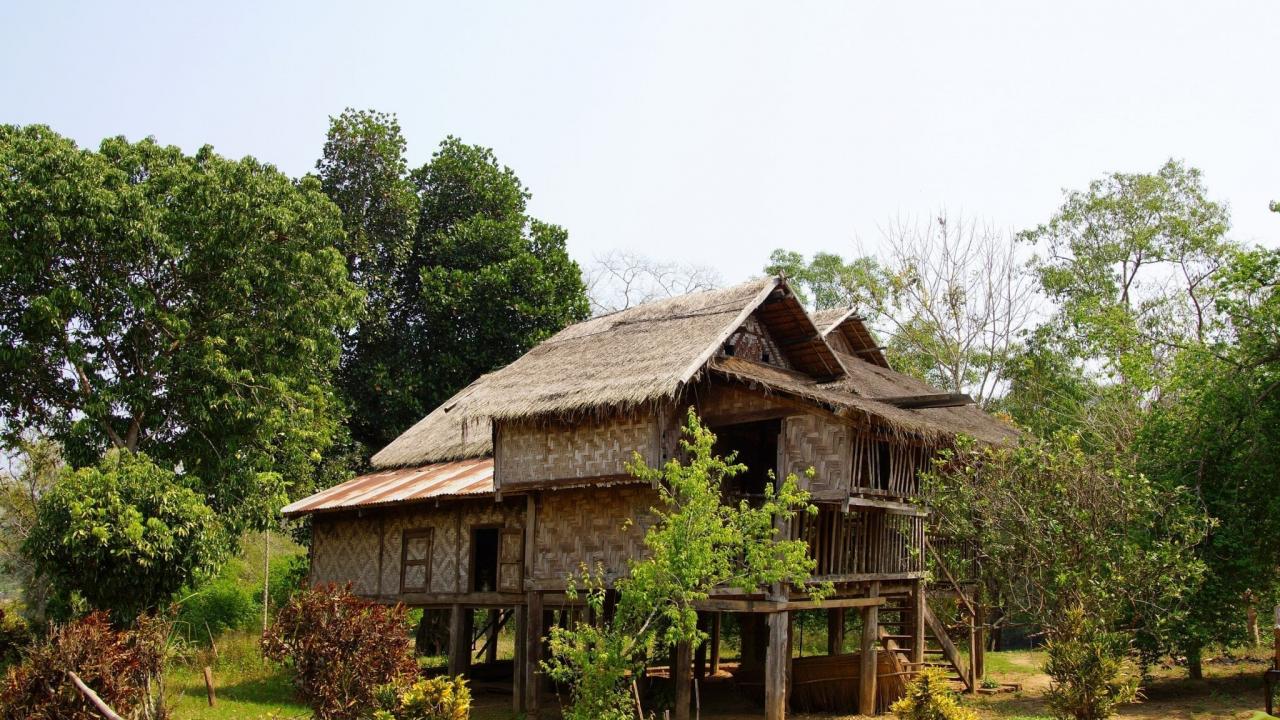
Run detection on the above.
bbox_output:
[400,529,433,594]
[497,528,525,593]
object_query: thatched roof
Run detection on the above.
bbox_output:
[812,307,889,368]
[370,277,1017,469]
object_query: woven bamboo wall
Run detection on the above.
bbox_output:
[533,485,660,582]
[783,414,853,500]
[310,514,381,594]
[826,331,852,355]
[720,314,794,369]
[697,384,791,421]
[496,413,661,487]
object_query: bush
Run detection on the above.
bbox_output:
[0,611,169,720]
[176,570,258,644]
[268,552,310,611]
[891,667,979,720]
[261,583,417,720]
[374,676,471,720]
[1043,607,1141,720]
[0,606,30,666]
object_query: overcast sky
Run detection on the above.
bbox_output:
[3,1,1277,283]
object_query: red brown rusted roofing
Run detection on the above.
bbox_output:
[281,458,494,517]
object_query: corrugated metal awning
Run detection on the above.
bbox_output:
[282,458,494,517]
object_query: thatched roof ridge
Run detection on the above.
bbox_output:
[812,306,890,369]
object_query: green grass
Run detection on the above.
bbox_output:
[165,631,307,720]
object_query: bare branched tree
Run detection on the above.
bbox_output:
[876,212,1039,405]
[585,250,722,315]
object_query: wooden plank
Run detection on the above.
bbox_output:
[709,612,722,674]
[526,592,544,717]
[881,393,974,409]
[512,604,526,713]
[764,611,789,720]
[674,639,692,720]
[859,582,880,716]
[827,608,845,655]
[693,595,886,613]
[911,580,927,666]
[845,495,929,516]
[924,603,970,692]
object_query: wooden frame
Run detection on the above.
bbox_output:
[469,523,503,593]
[399,528,433,594]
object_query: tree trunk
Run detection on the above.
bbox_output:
[1186,645,1203,680]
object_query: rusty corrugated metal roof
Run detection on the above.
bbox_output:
[281,458,494,517]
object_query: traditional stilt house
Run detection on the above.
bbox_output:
[283,276,1016,718]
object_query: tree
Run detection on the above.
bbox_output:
[25,449,227,622]
[764,249,890,312]
[341,134,590,449]
[0,125,360,532]
[0,438,62,623]
[543,410,828,720]
[585,250,721,315]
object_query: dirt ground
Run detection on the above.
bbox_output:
[467,648,1279,720]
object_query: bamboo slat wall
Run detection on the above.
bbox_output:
[496,414,661,487]
[783,415,853,501]
[721,315,794,369]
[849,432,931,497]
[311,514,381,594]
[794,506,926,577]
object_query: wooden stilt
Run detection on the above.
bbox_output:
[974,598,986,683]
[765,611,789,720]
[859,583,880,716]
[448,604,472,677]
[827,608,845,655]
[485,609,500,664]
[694,614,708,680]
[674,639,692,720]
[526,593,544,718]
[709,613,722,675]
[513,604,527,713]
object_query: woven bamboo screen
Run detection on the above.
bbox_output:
[794,506,926,577]
[783,414,853,500]
[496,414,661,487]
[310,515,381,594]
[533,485,660,582]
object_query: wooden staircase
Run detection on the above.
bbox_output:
[875,595,973,692]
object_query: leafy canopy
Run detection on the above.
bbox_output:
[25,449,227,622]
[544,410,828,720]
[0,124,360,531]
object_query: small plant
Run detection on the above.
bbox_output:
[261,583,417,720]
[891,667,979,720]
[1043,607,1141,720]
[0,606,30,666]
[373,676,471,720]
[0,611,171,720]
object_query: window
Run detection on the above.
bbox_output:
[400,529,432,594]
[711,419,780,497]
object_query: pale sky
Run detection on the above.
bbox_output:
[3,1,1277,283]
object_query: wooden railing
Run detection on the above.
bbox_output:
[794,505,925,579]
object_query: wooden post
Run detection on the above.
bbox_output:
[859,583,880,716]
[966,605,978,694]
[485,609,500,664]
[68,672,124,720]
[513,604,527,713]
[448,605,472,677]
[764,611,789,720]
[203,666,216,707]
[709,613,722,675]
[674,639,692,720]
[694,614,708,680]
[911,579,927,667]
[526,592,544,718]
[1273,605,1279,670]
[974,598,986,683]
[827,608,845,655]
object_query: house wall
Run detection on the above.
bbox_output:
[532,484,661,583]
[495,413,663,488]
[783,414,854,501]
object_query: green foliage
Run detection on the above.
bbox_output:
[0,611,170,720]
[373,676,471,720]
[923,434,1208,664]
[543,410,828,720]
[0,437,61,623]
[1043,607,1141,720]
[25,449,227,622]
[0,606,30,666]
[261,583,417,720]
[890,667,980,720]
[268,552,311,611]
[0,124,360,532]
[176,565,258,643]
[321,116,591,450]
[765,249,891,311]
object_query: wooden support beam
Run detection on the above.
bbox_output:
[674,640,692,720]
[764,611,789,720]
[827,608,845,655]
[859,581,880,716]
[447,605,472,677]
[694,595,886,613]
[709,612,722,675]
[484,609,500,664]
[512,604,526,714]
[526,593,544,717]
[694,614,708,680]
[911,580,927,667]
[881,393,974,409]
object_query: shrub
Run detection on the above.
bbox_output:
[891,667,979,720]
[374,676,471,720]
[0,606,30,665]
[1043,607,1141,720]
[176,571,258,644]
[268,552,310,610]
[261,583,417,720]
[0,611,169,720]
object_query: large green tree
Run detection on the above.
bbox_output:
[320,117,590,450]
[0,125,360,531]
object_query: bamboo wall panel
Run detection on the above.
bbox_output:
[310,515,381,594]
[720,315,794,369]
[794,506,925,577]
[377,500,525,594]
[697,385,791,423]
[533,485,661,582]
[783,414,853,500]
[496,414,660,487]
